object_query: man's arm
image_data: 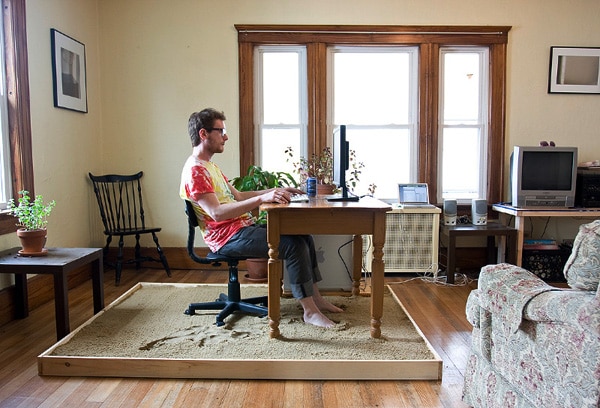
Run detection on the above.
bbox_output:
[195,183,303,222]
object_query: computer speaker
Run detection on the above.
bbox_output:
[443,199,457,225]
[471,199,488,225]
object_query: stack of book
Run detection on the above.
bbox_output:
[523,239,559,250]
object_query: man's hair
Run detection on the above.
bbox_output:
[188,108,226,146]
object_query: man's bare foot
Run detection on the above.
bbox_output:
[314,296,343,313]
[299,296,336,328]
[312,284,343,313]
[303,310,335,328]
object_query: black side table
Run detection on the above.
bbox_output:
[440,222,517,284]
[0,247,104,340]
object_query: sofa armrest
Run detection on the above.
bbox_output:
[477,263,558,333]
[524,289,599,335]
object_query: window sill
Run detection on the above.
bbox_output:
[0,213,17,235]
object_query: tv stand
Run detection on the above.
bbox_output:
[492,203,600,266]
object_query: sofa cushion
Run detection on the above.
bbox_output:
[563,220,600,291]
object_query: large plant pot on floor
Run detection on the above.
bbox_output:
[245,258,268,282]
[16,228,48,256]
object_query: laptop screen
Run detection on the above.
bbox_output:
[398,183,430,204]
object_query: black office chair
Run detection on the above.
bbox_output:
[183,200,268,326]
[89,171,171,285]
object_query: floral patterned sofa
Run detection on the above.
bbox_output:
[462,219,600,408]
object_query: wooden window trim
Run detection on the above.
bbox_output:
[0,0,34,235]
[236,25,510,205]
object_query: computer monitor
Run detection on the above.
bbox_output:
[328,125,359,202]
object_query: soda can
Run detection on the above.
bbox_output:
[306,177,317,197]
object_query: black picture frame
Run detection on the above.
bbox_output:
[51,29,88,112]
[548,46,600,94]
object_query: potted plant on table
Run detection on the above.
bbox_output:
[285,146,372,196]
[231,165,298,281]
[7,190,56,256]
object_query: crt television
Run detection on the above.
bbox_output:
[328,125,359,202]
[510,145,578,208]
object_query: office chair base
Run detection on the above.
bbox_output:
[184,293,268,327]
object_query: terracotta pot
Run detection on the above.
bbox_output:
[16,228,48,256]
[316,183,335,196]
[245,258,268,282]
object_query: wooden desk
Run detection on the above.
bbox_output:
[261,196,391,339]
[440,222,517,283]
[492,204,600,266]
[0,247,104,340]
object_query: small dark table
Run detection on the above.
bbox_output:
[0,247,104,340]
[441,222,517,284]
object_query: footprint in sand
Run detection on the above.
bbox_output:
[139,325,254,350]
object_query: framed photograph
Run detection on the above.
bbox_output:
[548,46,600,94]
[51,29,88,112]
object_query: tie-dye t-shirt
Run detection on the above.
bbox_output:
[180,155,254,252]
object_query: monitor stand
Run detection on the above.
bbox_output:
[327,190,360,202]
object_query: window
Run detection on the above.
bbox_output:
[237,25,510,205]
[330,46,418,198]
[0,0,34,235]
[439,47,489,203]
[255,46,307,174]
[0,12,10,210]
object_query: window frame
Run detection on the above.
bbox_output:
[0,0,34,235]
[236,25,510,205]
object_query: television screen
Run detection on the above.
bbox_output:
[521,151,575,190]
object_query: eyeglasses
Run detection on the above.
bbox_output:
[205,127,227,136]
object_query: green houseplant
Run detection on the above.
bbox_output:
[231,166,297,281]
[8,190,56,255]
[285,146,373,195]
[231,165,298,225]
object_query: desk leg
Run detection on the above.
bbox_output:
[507,231,518,265]
[513,216,525,266]
[53,271,70,341]
[486,236,496,264]
[498,213,524,266]
[352,235,362,296]
[497,235,507,263]
[91,256,105,313]
[267,218,282,339]
[370,213,386,339]
[14,273,28,318]
[446,233,456,284]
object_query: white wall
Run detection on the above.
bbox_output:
[0,0,102,288]
[1,0,599,288]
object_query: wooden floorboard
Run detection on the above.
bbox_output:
[0,268,477,408]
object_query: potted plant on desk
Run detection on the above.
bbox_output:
[8,190,56,256]
[285,146,374,196]
[231,165,297,281]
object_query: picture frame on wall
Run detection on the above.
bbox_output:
[51,29,88,113]
[548,46,600,94]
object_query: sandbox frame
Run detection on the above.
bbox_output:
[38,283,442,380]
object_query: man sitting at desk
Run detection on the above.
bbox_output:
[180,108,343,328]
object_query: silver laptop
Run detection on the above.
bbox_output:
[398,183,436,208]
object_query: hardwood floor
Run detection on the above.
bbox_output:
[0,268,477,408]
